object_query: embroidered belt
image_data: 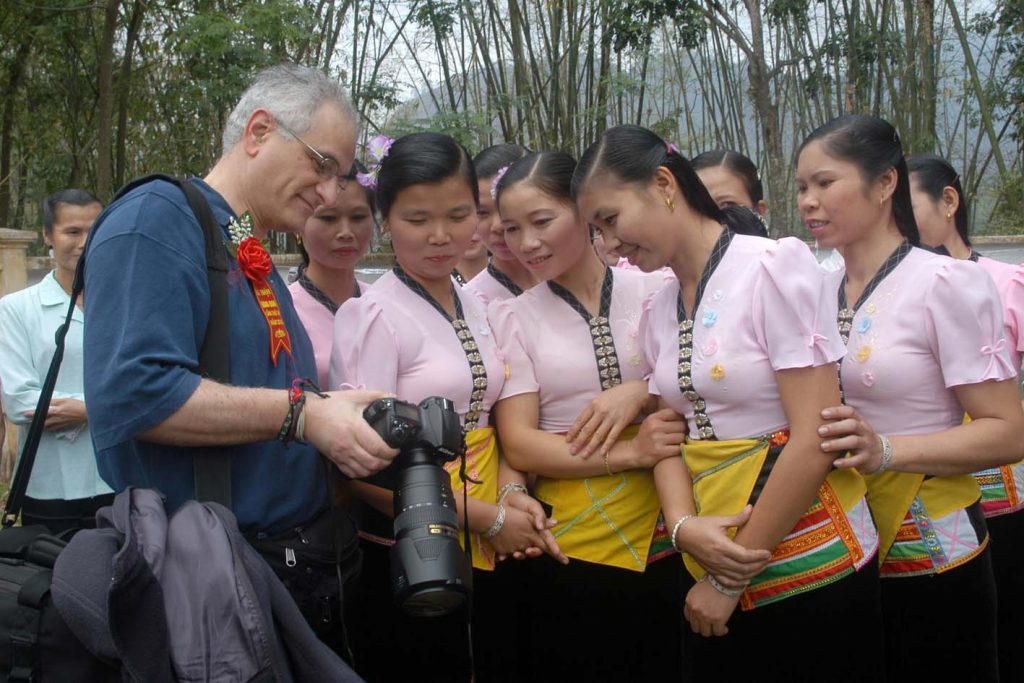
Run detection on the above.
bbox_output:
[865,469,981,575]
[963,415,1024,517]
[443,427,500,571]
[682,433,874,610]
[534,425,664,572]
[974,463,1024,517]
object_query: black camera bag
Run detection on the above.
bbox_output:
[0,530,119,682]
[0,175,234,681]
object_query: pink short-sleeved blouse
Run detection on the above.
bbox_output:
[328,270,504,427]
[976,256,1024,370]
[288,278,366,388]
[826,248,1016,436]
[644,235,846,440]
[491,267,665,433]
[464,264,522,305]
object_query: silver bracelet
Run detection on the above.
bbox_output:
[670,514,695,554]
[705,574,745,598]
[484,504,506,538]
[497,482,528,503]
[876,435,894,473]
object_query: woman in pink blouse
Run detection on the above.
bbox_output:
[330,132,561,682]
[906,152,1024,681]
[288,160,373,388]
[464,143,535,303]
[801,116,1024,682]
[491,150,688,681]
[573,125,883,682]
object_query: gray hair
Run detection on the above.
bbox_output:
[221,63,357,155]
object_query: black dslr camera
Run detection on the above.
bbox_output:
[363,396,471,616]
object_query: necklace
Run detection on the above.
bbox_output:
[676,228,733,440]
[547,267,621,390]
[393,265,488,430]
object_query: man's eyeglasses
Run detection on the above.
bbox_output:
[275,120,355,190]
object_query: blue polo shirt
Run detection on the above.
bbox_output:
[83,178,328,534]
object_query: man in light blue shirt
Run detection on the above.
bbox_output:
[0,189,113,533]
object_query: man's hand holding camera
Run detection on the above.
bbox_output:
[303,389,399,478]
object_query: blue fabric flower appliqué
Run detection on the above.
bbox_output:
[857,318,872,334]
[702,309,718,328]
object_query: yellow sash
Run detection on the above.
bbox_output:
[533,425,662,571]
[682,436,866,581]
[865,471,980,562]
[443,427,499,571]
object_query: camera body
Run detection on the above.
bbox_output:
[363,397,471,616]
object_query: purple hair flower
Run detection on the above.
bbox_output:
[366,134,394,162]
[666,141,680,156]
[356,170,378,191]
[491,164,511,200]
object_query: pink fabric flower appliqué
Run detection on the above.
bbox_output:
[861,371,876,387]
[701,337,719,358]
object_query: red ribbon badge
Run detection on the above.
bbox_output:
[236,236,292,365]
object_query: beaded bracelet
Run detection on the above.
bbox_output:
[497,482,528,503]
[278,378,328,443]
[670,514,695,554]
[604,451,614,477]
[484,504,506,538]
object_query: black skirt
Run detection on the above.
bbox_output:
[525,552,686,682]
[684,561,885,683]
[988,509,1024,683]
[879,545,998,682]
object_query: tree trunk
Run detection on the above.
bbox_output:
[96,0,121,201]
[913,0,937,151]
[0,32,35,229]
[115,0,145,189]
[741,0,788,234]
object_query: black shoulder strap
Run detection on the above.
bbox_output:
[2,174,232,527]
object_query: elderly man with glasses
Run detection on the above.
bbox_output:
[81,63,397,658]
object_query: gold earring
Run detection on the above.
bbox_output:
[295,235,302,245]
[946,210,953,220]
[664,195,675,212]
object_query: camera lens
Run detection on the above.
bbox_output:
[390,446,470,616]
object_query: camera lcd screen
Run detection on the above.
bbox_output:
[393,401,420,421]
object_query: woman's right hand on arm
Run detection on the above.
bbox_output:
[675,505,772,585]
[616,408,686,470]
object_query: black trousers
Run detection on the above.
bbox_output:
[989,510,1024,683]
[880,546,999,682]
[22,493,115,536]
[684,562,885,683]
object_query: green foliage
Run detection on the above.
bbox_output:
[988,170,1024,234]
[388,109,497,149]
[606,0,704,53]
[649,115,683,143]
[996,0,1024,147]
[765,0,809,26]
[415,1,460,36]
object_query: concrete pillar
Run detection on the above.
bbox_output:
[0,228,38,298]
[0,229,36,477]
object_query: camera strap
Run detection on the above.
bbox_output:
[3,175,231,527]
[392,265,483,678]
